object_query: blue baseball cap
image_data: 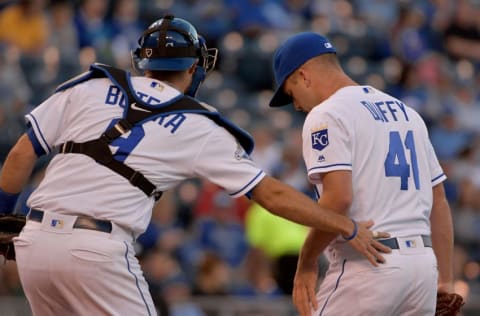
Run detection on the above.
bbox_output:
[269,32,336,107]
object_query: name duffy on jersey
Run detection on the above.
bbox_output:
[361,99,409,123]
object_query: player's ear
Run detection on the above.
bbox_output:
[187,61,198,75]
[298,68,311,88]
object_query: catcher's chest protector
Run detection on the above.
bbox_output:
[55,63,254,200]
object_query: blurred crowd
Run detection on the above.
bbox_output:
[1,0,480,314]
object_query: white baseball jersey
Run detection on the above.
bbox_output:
[25,76,265,237]
[302,85,446,237]
[304,85,442,315]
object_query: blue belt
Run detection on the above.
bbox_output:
[377,235,432,249]
[27,209,112,233]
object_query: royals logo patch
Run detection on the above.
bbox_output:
[311,128,329,151]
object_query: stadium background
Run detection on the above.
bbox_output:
[1,0,480,315]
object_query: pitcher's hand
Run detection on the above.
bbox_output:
[347,220,391,266]
[292,261,318,316]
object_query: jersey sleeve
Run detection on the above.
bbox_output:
[427,139,447,186]
[25,90,70,155]
[193,126,266,198]
[303,109,352,183]
[417,112,446,187]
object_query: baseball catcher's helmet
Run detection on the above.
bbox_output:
[132,15,218,96]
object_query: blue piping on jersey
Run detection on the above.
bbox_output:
[123,242,152,316]
[319,259,347,316]
[230,170,265,197]
[26,114,51,153]
[26,128,46,156]
[309,163,352,173]
[432,173,446,183]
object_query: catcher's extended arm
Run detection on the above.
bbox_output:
[0,214,26,261]
[436,292,465,316]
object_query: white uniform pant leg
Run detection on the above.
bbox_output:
[313,248,438,316]
[14,221,157,316]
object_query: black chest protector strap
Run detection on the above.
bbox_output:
[57,64,219,201]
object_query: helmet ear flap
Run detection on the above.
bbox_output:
[185,64,206,97]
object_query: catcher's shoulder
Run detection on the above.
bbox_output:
[55,70,95,93]
[55,63,120,93]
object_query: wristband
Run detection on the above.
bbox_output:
[342,218,358,241]
[0,188,20,214]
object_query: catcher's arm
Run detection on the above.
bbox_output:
[0,134,38,213]
[0,134,37,261]
[430,183,454,293]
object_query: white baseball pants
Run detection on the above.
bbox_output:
[314,237,438,316]
[13,211,157,316]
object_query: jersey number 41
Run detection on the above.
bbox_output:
[384,130,420,191]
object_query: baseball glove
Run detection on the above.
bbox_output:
[0,214,26,261]
[436,291,465,316]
